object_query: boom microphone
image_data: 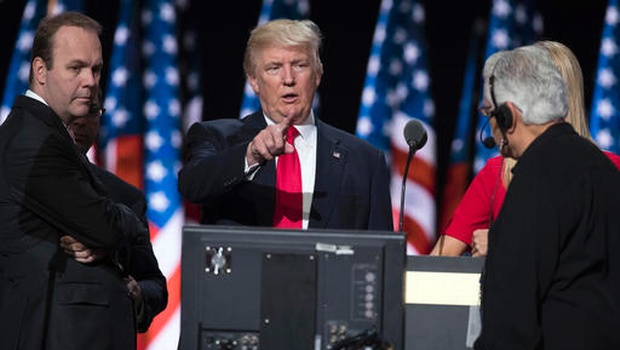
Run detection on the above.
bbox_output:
[399,118,428,233]
[478,117,496,149]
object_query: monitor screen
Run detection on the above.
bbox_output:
[178,224,406,350]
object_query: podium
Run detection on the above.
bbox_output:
[404,255,485,350]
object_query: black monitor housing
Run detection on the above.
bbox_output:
[179,225,406,350]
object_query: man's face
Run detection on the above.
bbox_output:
[248,45,321,124]
[34,25,103,124]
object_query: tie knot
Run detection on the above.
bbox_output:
[287,126,299,141]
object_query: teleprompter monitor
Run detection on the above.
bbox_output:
[179,224,406,350]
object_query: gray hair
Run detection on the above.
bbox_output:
[243,19,323,78]
[483,44,568,125]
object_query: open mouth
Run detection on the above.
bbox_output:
[281,93,298,102]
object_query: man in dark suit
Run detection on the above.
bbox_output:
[0,12,148,350]
[62,93,168,334]
[178,19,393,231]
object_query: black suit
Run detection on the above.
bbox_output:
[90,164,168,333]
[0,96,148,350]
[178,111,393,231]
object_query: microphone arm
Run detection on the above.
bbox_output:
[479,117,496,149]
[399,118,427,233]
[399,146,416,233]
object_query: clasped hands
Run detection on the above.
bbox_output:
[60,235,143,303]
[60,235,106,263]
[471,229,488,257]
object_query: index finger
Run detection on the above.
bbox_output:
[60,235,78,244]
[276,115,293,135]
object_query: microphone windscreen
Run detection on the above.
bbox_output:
[403,119,428,151]
[482,137,496,149]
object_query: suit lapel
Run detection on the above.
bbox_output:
[310,121,348,228]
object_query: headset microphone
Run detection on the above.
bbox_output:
[484,73,513,146]
[483,136,496,149]
[479,117,496,149]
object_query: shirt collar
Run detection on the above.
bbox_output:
[25,89,74,138]
[263,111,316,141]
[25,89,48,106]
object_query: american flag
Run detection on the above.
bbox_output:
[439,18,486,235]
[139,1,184,349]
[0,0,47,125]
[473,0,543,173]
[356,0,436,255]
[590,0,620,155]
[101,0,184,349]
[100,0,144,188]
[238,0,310,119]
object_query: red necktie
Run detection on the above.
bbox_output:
[273,126,303,228]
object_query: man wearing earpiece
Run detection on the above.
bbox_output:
[474,45,620,350]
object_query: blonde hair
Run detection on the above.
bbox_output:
[243,19,323,79]
[503,40,590,186]
[535,40,591,139]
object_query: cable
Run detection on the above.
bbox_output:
[331,328,393,350]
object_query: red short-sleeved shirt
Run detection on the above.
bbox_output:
[445,151,620,245]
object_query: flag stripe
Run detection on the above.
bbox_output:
[112,136,144,189]
[391,148,435,195]
[403,213,432,254]
[138,264,181,346]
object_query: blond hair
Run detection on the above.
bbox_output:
[243,19,323,79]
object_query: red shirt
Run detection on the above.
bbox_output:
[445,151,620,245]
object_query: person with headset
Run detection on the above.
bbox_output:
[430,40,620,257]
[473,44,620,350]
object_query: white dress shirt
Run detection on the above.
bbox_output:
[245,112,317,229]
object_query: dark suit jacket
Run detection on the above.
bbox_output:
[178,111,393,231]
[90,164,168,333]
[0,96,148,350]
[475,123,620,350]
